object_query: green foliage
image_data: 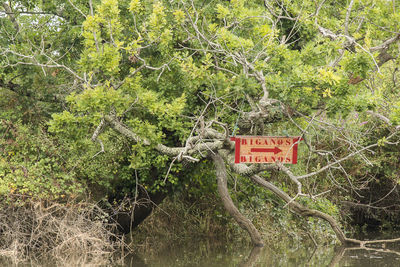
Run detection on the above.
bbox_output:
[0,121,84,199]
[300,197,340,218]
[1,0,400,236]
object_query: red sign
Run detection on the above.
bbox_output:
[230,136,302,164]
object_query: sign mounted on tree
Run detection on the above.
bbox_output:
[230,136,302,164]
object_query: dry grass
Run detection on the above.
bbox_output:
[0,197,129,266]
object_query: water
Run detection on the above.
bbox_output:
[2,238,400,266]
[123,240,400,267]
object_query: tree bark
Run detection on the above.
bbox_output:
[212,153,264,247]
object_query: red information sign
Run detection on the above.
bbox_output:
[230,136,302,164]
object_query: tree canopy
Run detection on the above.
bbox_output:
[1,0,400,246]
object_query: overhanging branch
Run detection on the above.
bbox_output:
[104,115,225,161]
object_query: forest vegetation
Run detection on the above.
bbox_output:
[1,0,400,264]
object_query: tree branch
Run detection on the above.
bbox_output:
[344,0,355,36]
[104,115,226,161]
[370,32,400,52]
[212,153,264,247]
[2,3,19,32]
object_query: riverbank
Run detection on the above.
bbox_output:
[0,197,126,266]
[2,193,400,266]
[130,194,338,253]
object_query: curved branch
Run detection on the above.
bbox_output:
[219,148,279,176]
[247,172,400,247]
[249,174,348,244]
[212,153,264,247]
[370,32,400,52]
[104,115,225,161]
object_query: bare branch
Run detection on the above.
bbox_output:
[264,0,299,21]
[91,119,105,142]
[219,148,279,176]
[366,110,392,126]
[67,0,87,18]
[92,139,105,158]
[314,0,327,18]
[297,142,377,180]
[1,49,85,82]
[276,162,303,195]
[344,0,355,36]
[104,115,225,161]
[370,32,400,52]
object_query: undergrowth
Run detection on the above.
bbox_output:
[0,196,128,266]
[131,192,337,254]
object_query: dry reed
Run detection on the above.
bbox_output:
[0,197,129,266]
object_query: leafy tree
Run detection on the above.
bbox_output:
[1,0,400,246]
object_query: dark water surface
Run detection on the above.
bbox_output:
[122,239,400,267]
[2,237,400,266]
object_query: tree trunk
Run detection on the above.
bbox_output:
[212,153,264,247]
[112,190,166,234]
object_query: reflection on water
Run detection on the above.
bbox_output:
[124,239,400,267]
[122,240,335,267]
[2,237,400,266]
[335,246,400,267]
